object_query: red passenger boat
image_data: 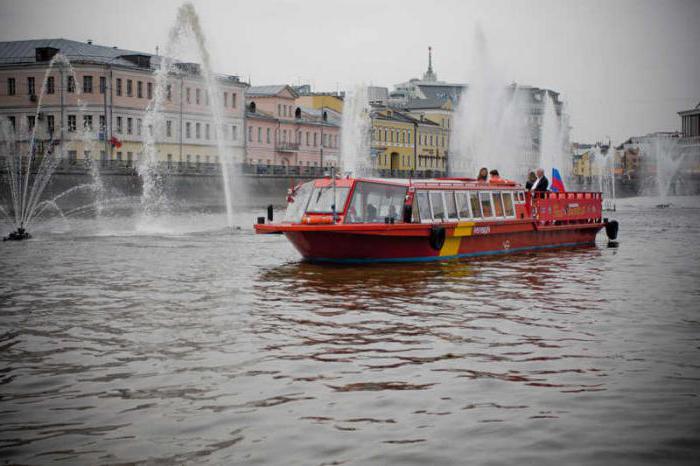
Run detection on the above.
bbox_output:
[254,176,619,263]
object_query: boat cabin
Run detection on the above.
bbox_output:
[284,177,531,225]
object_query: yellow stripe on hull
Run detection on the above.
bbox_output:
[439,222,474,256]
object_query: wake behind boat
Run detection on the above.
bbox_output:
[255,175,619,263]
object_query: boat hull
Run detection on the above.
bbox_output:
[282,223,604,264]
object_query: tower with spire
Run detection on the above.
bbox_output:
[422,46,437,82]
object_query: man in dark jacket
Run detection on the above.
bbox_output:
[532,168,549,192]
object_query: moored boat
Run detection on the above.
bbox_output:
[255,176,618,263]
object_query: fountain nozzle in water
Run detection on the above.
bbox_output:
[3,226,32,241]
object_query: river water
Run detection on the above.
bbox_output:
[1,196,699,465]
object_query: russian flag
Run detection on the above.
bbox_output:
[551,168,566,192]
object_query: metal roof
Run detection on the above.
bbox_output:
[247,85,299,98]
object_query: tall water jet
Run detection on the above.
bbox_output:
[452,26,531,180]
[540,92,561,173]
[140,2,236,226]
[340,85,371,176]
[636,135,688,200]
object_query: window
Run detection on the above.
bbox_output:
[83,115,92,130]
[116,116,122,133]
[345,182,406,223]
[67,114,76,132]
[231,125,237,140]
[248,126,252,142]
[166,84,172,101]
[470,192,482,218]
[116,78,122,96]
[479,192,493,217]
[186,88,191,103]
[126,79,133,97]
[27,77,36,95]
[195,122,201,139]
[266,128,271,144]
[186,122,191,138]
[83,76,93,93]
[166,120,172,137]
[7,77,15,95]
[455,192,470,218]
[416,191,431,222]
[46,76,55,94]
[47,115,54,134]
[196,88,200,104]
[224,92,228,107]
[127,117,133,134]
[99,115,105,131]
[306,132,309,146]
[100,76,106,94]
[67,76,75,93]
[206,123,210,140]
[492,192,504,217]
[167,153,173,166]
[503,192,515,217]
[116,151,122,161]
[205,90,209,106]
[68,150,77,164]
[137,119,142,136]
[257,127,262,143]
[313,133,317,147]
[430,192,446,220]
[136,81,142,98]
[232,93,237,108]
[446,192,458,220]
[27,115,35,130]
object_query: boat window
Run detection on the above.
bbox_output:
[456,191,471,219]
[479,192,493,217]
[430,192,446,220]
[470,192,482,218]
[345,181,407,223]
[503,192,515,216]
[412,195,421,223]
[306,185,350,214]
[416,191,431,222]
[446,192,459,220]
[284,181,314,222]
[492,192,505,217]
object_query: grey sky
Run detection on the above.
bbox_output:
[1,0,698,143]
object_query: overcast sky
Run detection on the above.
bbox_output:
[1,0,698,143]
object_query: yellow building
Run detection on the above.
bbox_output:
[370,109,416,174]
[295,94,344,113]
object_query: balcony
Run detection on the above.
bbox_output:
[275,142,300,152]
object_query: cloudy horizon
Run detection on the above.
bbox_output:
[0,0,698,144]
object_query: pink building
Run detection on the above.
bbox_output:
[245,85,339,175]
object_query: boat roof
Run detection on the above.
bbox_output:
[311,176,523,190]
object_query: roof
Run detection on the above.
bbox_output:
[399,98,450,110]
[0,38,243,83]
[247,84,299,98]
[0,38,160,69]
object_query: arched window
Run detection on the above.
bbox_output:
[295,107,301,119]
[322,111,328,122]
[249,101,256,113]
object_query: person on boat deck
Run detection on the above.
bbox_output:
[477,167,488,182]
[531,168,549,192]
[525,171,537,190]
[488,169,503,183]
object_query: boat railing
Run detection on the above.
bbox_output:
[530,191,603,224]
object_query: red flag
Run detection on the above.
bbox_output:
[109,136,122,149]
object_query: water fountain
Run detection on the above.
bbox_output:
[539,92,569,182]
[139,2,236,227]
[635,135,688,203]
[0,52,101,240]
[451,27,532,181]
[589,144,617,210]
[340,85,371,177]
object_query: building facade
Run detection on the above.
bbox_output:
[0,39,246,172]
[245,85,340,175]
